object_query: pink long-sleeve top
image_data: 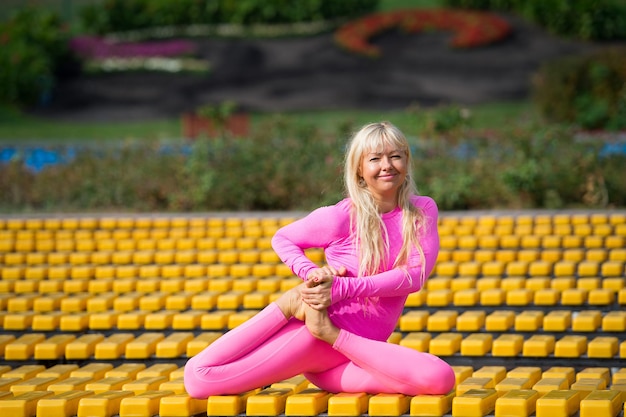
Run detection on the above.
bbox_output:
[271,195,439,341]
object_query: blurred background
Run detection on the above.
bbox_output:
[1,0,625,213]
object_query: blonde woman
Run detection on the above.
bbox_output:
[184,122,455,398]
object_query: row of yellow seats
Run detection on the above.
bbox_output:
[0,277,624,317]
[0,216,293,230]
[402,331,626,360]
[0,247,323,266]
[0,308,261,333]
[0,229,281,246]
[438,248,626,265]
[1,331,225,361]
[0,249,272,266]
[0,364,624,417]
[0,273,298,298]
[439,234,625,251]
[439,223,626,239]
[439,212,626,226]
[2,223,625,243]
[2,233,624,256]
[0,235,280,253]
[1,326,625,363]
[0,261,302,284]
[426,275,626,292]
[409,286,626,307]
[1,291,624,331]
[399,309,626,333]
[2,211,624,231]
[435,259,625,278]
[0,286,286,316]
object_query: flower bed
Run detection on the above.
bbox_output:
[335,8,512,58]
[69,36,210,73]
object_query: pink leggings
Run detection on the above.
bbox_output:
[184,303,455,398]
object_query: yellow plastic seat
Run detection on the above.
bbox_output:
[554,335,588,358]
[94,333,135,360]
[477,235,499,250]
[453,289,480,306]
[452,388,497,417]
[532,378,570,397]
[578,261,600,277]
[605,235,624,249]
[601,261,624,277]
[506,261,529,277]
[602,311,626,332]
[543,310,571,332]
[491,334,523,357]
[495,389,539,417]
[410,391,454,417]
[584,235,604,249]
[522,335,555,357]
[579,389,622,417]
[3,335,43,362]
[481,261,504,277]
[456,310,486,332]
[399,333,430,352]
[429,333,462,356]
[399,311,429,332]
[528,261,553,276]
[542,367,576,386]
[0,391,55,416]
[515,310,544,332]
[588,288,615,305]
[587,336,619,358]
[427,310,458,332]
[480,288,505,306]
[435,262,457,277]
[560,288,587,306]
[520,235,541,249]
[460,333,492,356]
[572,310,602,332]
[245,387,292,416]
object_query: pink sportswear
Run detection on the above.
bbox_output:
[184,195,455,398]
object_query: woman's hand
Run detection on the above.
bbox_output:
[302,265,347,310]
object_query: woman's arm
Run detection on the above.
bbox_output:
[271,202,350,281]
[331,197,439,301]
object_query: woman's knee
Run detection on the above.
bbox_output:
[419,359,455,394]
[183,358,212,399]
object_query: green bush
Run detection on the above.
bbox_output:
[443,0,626,41]
[80,0,379,35]
[2,120,624,212]
[532,47,626,130]
[0,7,70,107]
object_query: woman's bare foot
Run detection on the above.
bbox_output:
[305,305,340,344]
[275,284,307,321]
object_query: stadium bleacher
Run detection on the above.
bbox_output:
[0,211,624,416]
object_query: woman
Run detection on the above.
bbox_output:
[184,121,455,398]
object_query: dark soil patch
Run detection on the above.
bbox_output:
[31,13,609,122]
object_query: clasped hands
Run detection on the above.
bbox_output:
[302,265,347,310]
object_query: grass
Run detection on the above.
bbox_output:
[0,101,538,142]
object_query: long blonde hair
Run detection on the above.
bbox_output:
[344,121,427,285]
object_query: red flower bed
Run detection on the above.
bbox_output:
[335,8,512,57]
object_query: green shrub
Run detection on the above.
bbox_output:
[80,0,379,35]
[532,47,626,130]
[2,120,624,212]
[0,7,70,107]
[444,0,626,41]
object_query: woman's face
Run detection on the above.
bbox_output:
[360,144,408,203]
